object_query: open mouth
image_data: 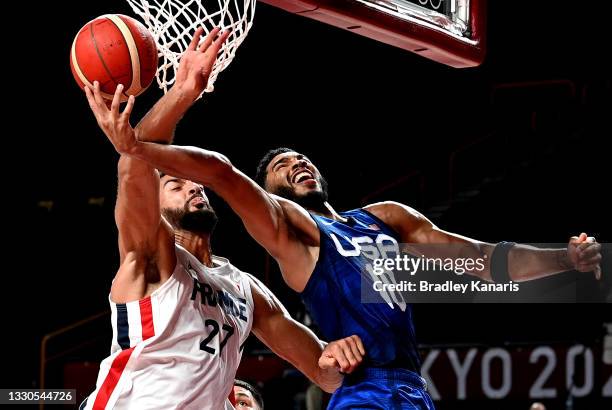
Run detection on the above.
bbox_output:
[190,196,206,209]
[292,169,316,185]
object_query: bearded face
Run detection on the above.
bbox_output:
[159,176,218,234]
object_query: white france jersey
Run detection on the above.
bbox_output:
[82,245,254,410]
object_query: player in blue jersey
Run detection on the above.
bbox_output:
[104,142,603,409]
[99,64,603,409]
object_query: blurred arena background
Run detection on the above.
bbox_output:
[5,0,611,408]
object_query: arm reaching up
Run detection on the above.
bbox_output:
[135,27,231,143]
[84,83,176,303]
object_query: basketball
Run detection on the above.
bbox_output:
[70,14,158,101]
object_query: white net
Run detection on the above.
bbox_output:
[125,0,256,94]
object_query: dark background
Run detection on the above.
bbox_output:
[5,0,612,408]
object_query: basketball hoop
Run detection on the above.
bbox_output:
[125,0,256,94]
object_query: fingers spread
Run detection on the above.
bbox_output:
[122,94,135,120]
[92,81,106,108]
[199,27,221,53]
[188,27,205,51]
[111,84,124,115]
[210,30,231,55]
[84,85,100,117]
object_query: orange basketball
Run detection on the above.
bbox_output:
[70,14,158,101]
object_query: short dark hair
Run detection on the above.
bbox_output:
[254,147,295,188]
[234,379,264,409]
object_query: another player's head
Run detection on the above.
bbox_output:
[530,403,546,410]
[232,380,264,410]
[255,148,329,212]
[159,173,218,235]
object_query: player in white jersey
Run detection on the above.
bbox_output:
[81,29,366,410]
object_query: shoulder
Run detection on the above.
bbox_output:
[243,272,274,303]
[271,194,313,219]
[363,201,425,222]
[244,273,290,330]
[363,201,435,238]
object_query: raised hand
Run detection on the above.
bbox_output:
[84,81,137,154]
[174,27,231,99]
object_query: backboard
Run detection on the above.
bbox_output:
[260,0,487,67]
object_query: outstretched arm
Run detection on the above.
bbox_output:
[135,143,316,290]
[134,27,230,144]
[116,28,315,291]
[366,201,602,282]
[102,122,317,291]
[85,83,175,302]
[249,274,365,393]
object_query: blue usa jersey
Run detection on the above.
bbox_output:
[301,209,421,373]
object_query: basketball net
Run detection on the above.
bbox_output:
[125,0,256,95]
